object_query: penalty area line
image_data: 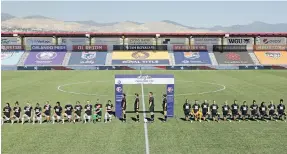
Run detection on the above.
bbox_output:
[140,70,150,154]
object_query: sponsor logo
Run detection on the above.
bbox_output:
[1,45,23,50]
[226,52,241,61]
[173,45,207,51]
[27,39,51,44]
[1,52,13,60]
[31,45,66,51]
[135,75,154,84]
[1,38,18,45]
[183,52,200,59]
[167,87,174,93]
[81,52,96,60]
[128,38,153,45]
[36,52,57,60]
[116,87,122,92]
[137,75,152,80]
[120,60,159,64]
[117,80,122,84]
[132,51,150,59]
[228,39,251,44]
[265,52,281,59]
[263,39,282,44]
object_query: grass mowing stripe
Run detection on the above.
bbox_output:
[140,70,150,154]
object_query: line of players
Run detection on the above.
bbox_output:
[2,99,116,124]
[183,99,286,122]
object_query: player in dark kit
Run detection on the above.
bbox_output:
[268,101,276,121]
[240,101,249,121]
[222,101,231,121]
[93,103,102,123]
[250,100,259,121]
[63,104,73,124]
[210,100,219,122]
[83,100,92,124]
[162,94,167,122]
[105,100,113,123]
[277,99,286,122]
[43,101,52,123]
[149,92,155,122]
[201,100,209,121]
[52,102,63,124]
[22,103,33,124]
[192,100,202,122]
[134,93,140,122]
[121,93,127,122]
[259,102,268,122]
[73,101,82,123]
[183,99,191,121]
[2,103,12,124]
[11,101,21,124]
[231,100,240,121]
[33,103,42,124]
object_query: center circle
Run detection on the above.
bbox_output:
[57,80,226,97]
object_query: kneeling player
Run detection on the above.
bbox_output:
[74,101,82,123]
[162,94,167,122]
[183,99,191,121]
[43,101,51,123]
[222,101,231,121]
[277,99,286,122]
[268,101,277,121]
[83,100,92,123]
[105,100,113,123]
[22,103,33,124]
[201,100,209,121]
[52,102,63,124]
[2,103,12,125]
[192,100,202,122]
[210,101,219,122]
[259,102,268,122]
[240,101,249,121]
[231,100,240,121]
[12,101,21,124]
[93,103,102,123]
[250,100,259,121]
[63,103,73,124]
[33,103,42,124]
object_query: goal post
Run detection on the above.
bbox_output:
[114,74,175,118]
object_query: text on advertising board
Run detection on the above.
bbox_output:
[173,45,207,51]
[1,45,23,51]
[254,45,287,51]
[127,38,153,45]
[31,45,67,51]
[72,45,108,51]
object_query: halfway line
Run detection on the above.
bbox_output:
[140,70,150,154]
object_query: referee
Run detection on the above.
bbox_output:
[149,92,155,122]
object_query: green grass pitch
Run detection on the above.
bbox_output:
[1,70,287,154]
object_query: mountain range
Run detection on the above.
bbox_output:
[2,13,287,32]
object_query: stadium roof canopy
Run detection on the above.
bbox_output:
[2,32,287,37]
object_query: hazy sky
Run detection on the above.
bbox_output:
[2,1,287,27]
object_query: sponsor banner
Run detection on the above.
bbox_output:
[92,37,122,45]
[72,45,107,51]
[214,52,254,64]
[1,45,24,51]
[126,38,154,45]
[173,45,207,51]
[31,45,67,51]
[160,37,188,45]
[115,75,174,84]
[112,60,170,65]
[59,38,89,50]
[68,52,107,65]
[1,51,24,65]
[174,52,211,64]
[254,51,287,65]
[1,37,21,45]
[113,45,167,50]
[166,84,174,117]
[213,45,247,52]
[112,51,169,60]
[225,37,254,45]
[24,51,66,65]
[115,84,123,118]
[257,37,286,45]
[193,37,221,45]
[254,45,287,51]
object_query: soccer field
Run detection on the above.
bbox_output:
[1,70,287,154]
